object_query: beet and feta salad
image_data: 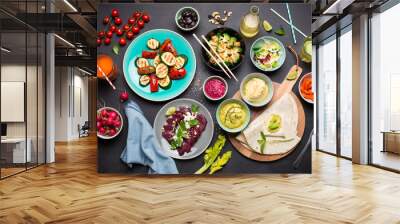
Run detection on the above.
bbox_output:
[162,104,207,156]
[135,38,188,93]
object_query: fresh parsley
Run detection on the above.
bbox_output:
[170,121,188,150]
[189,119,199,127]
[191,104,199,113]
[257,132,267,154]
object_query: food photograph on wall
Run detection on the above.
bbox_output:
[96,2,313,175]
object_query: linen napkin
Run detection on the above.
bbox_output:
[120,100,178,174]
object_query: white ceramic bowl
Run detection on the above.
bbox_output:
[97,107,124,139]
[216,99,251,133]
[175,7,200,32]
[298,73,314,104]
[202,76,228,101]
[240,73,274,107]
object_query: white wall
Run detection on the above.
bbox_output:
[1,63,46,164]
[54,67,89,141]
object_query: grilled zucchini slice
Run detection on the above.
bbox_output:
[160,52,176,67]
[135,57,149,68]
[174,55,187,69]
[155,63,169,79]
[147,38,160,50]
[153,54,161,66]
[158,76,171,89]
[139,75,151,86]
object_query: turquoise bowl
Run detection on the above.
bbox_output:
[240,73,274,107]
[216,99,251,133]
[250,36,286,72]
[123,29,196,102]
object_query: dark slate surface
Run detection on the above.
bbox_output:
[97,3,313,174]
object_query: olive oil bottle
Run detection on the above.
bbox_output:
[240,6,260,38]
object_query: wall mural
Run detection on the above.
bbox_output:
[97,3,313,175]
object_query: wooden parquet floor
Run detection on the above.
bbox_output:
[1,135,400,224]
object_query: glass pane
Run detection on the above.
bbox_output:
[339,28,352,158]
[317,36,337,154]
[38,32,45,165]
[1,31,27,177]
[371,3,400,171]
[27,31,38,169]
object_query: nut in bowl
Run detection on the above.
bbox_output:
[240,73,274,107]
[216,99,250,133]
[97,107,123,139]
[203,76,228,101]
[175,7,200,31]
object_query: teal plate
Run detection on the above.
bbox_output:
[123,29,196,102]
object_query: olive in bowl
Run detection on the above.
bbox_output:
[175,7,200,31]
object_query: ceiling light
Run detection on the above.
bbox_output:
[1,47,11,53]
[54,34,75,48]
[323,0,344,14]
[63,0,78,12]
[77,67,93,76]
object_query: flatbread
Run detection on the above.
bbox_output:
[237,93,300,155]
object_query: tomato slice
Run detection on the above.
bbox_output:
[142,51,157,59]
[169,68,180,80]
[177,68,186,78]
[150,75,159,92]
[160,39,177,56]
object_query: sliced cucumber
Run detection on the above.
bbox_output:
[147,38,160,50]
[174,55,187,69]
[158,76,171,89]
[153,54,161,66]
[139,75,150,86]
[160,52,176,67]
[155,63,169,79]
[135,57,149,68]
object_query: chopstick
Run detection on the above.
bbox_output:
[97,65,116,90]
[287,45,299,71]
[191,33,232,81]
[200,35,238,82]
[270,8,307,38]
[286,3,296,44]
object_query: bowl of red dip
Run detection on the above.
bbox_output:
[203,76,228,101]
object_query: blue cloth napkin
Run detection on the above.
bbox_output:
[120,100,178,174]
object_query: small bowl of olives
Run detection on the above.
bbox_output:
[175,7,200,32]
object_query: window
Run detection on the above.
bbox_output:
[317,35,337,154]
[339,27,352,158]
[370,2,400,171]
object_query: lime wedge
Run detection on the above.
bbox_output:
[287,67,298,80]
[263,20,272,32]
[165,106,176,116]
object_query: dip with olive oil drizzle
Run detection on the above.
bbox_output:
[243,77,269,103]
[219,102,247,129]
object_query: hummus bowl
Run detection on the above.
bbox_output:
[240,73,274,107]
[216,99,250,133]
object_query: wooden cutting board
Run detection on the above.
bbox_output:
[228,67,305,162]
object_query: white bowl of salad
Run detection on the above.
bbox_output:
[250,36,286,72]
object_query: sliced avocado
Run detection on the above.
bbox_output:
[268,114,281,133]
[222,33,230,42]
